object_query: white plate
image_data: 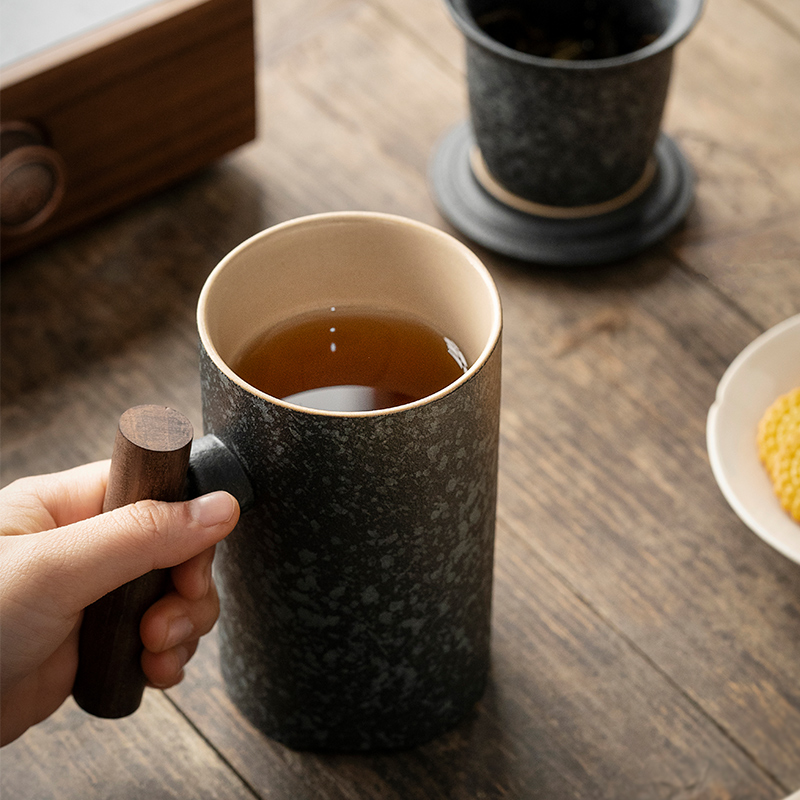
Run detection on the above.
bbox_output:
[707,314,800,564]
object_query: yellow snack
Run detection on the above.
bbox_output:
[771,429,800,523]
[757,387,800,479]
[758,387,800,523]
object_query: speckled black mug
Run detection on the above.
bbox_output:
[446,0,704,209]
[197,212,502,751]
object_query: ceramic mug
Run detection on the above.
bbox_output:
[196,211,502,750]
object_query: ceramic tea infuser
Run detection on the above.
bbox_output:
[430,0,706,266]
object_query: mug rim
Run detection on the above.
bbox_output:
[197,211,503,418]
[445,0,705,70]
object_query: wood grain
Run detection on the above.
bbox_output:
[746,0,800,40]
[667,0,800,326]
[1,0,798,797]
[0,692,255,800]
[494,255,800,787]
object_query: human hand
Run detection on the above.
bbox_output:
[0,460,239,746]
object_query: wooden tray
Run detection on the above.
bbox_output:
[0,0,256,259]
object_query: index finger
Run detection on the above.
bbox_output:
[0,461,110,533]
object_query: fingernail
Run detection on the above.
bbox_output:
[189,492,236,527]
[165,617,194,650]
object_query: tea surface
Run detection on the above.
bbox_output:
[233,308,469,411]
[476,2,658,60]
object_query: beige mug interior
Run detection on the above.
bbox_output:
[197,211,502,413]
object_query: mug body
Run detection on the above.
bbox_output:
[446,0,704,207]
[197,212,502,750]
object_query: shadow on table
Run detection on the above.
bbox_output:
[487,237,678,294]
[0,162,268,405]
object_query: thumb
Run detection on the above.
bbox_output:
[40,492,239,611]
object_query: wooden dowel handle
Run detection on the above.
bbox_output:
[73,405,194,718]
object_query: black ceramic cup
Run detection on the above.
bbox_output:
[196,212,503,751]
[445,0,705,210]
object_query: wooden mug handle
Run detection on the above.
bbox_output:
[72,405,194,718]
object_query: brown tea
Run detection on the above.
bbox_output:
[476,2,658,60]
[232,307,469,411]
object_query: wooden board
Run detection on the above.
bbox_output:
[0,691,255,799]
[667,0,800,327]
[1,0,799,797]
[0,0,256,259]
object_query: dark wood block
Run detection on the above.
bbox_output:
[0,0,256,259]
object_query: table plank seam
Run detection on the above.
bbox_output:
[162,692,264,800]
[743,0,800,43]
[495,518,791,795]
[364,0,464,80]
[665,249,767,335]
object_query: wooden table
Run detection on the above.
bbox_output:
[2,0,799,797]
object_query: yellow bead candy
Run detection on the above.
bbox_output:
[758,387,800,523]
[772,430,800,523]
